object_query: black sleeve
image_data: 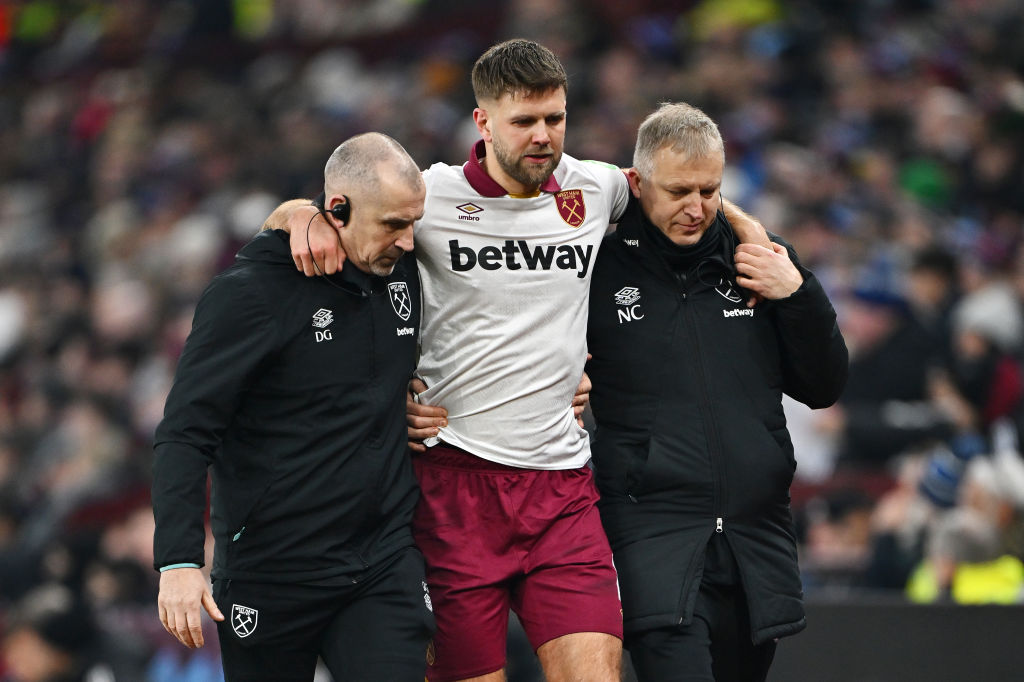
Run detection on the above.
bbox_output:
[151,272,276,570]
[771,241,849,408]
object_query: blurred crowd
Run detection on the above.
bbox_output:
[1,0,1023,679]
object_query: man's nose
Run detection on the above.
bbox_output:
[395,227,414,252]
[530,122,551,147]
[683,194,703,219]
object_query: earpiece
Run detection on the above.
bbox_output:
[314,191,352,225]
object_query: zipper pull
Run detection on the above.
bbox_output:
[715,517,723,533]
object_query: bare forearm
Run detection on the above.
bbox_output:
[260,198,314,233]
[722,198,771,248]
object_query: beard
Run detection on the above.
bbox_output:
[369,249,404,277]
[492,136,561,190]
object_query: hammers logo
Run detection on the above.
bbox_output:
[714,277,744,303]
[555,189,586,228]
[231,604,258,638]
[388,282,412,321]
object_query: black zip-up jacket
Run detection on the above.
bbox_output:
[586,198,848,644]
[152,230,421,583]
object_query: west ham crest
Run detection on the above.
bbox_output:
[388,282,412,321]
[555,189,586,228]
[231,603,258,638]
[714,277,744,303]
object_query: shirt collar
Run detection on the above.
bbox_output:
[462,139,562,197]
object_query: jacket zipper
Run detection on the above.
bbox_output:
[677,271,727,534]
[369,288,377,385]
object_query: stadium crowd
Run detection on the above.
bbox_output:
[0,0,1023,679]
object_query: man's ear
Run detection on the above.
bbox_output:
[326,195,350,228]
[473,107,492,142]
[626,168,643,199]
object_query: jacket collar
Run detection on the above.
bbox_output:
[615,196,737,279]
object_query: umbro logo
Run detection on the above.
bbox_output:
[313,308,334,343]
[614,287,640,306]
[457,203,483,222]
[311,308,333,328]
[614,286,644,324]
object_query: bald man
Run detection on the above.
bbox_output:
[152,133,434,681]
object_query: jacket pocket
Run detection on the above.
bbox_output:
[591,432,649,497]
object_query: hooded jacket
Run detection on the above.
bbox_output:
[153,229,421,583]
[586,198,848,643]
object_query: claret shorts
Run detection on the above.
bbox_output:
[412,443,622,682]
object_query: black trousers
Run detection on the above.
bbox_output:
[627,535,777,682]
[214,546,434,682]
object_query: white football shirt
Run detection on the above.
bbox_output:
[414,141,629,469]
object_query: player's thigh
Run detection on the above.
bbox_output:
[412,451,520,681]
[536,631,621,682]
[421,576,512,682]
[512,471,622,649]
[213,579,322,682]
[319,547,434,682]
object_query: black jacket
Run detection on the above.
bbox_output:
[586,199,848,643]
[152,230,421,583]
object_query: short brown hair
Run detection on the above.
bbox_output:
[471,39,568,103]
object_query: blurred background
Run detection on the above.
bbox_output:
[0,0,1023,680]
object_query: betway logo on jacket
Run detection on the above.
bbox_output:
[449,239,594,279]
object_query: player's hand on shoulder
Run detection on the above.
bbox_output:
[285,204,346,277]
[734,242,803,302]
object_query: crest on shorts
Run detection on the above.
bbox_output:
[388,282,412,321]
[555,189,586,228]
[231,603,258,638]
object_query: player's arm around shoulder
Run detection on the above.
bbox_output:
[581,158,631,220]
[261,198,346,276]
[722,199,771,249]
[733,238,804,302]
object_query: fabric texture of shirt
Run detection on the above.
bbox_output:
[414,141,629,469]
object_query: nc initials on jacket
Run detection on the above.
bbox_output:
[617,305,644,324]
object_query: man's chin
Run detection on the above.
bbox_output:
[518,161,557,187]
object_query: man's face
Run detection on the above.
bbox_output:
[335,168,424,277]
[629,146,724,247]
[474,87,566,194]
